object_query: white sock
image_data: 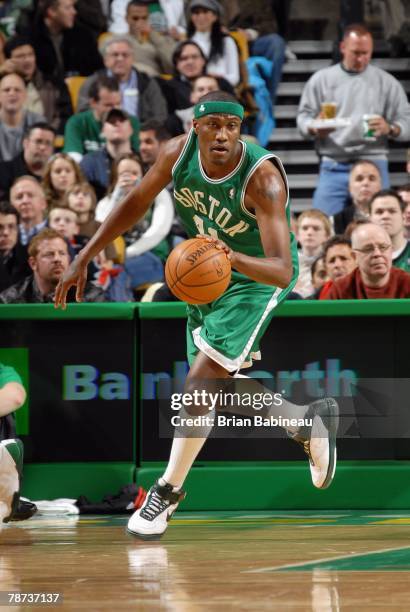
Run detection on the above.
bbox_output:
[233,373,308,434]
[161,408,215,490]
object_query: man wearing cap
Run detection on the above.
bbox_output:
[80,108,136,199]
[64,75,140,164]
[55,91,339,539]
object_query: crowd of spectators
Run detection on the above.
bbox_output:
[0,2,409,304]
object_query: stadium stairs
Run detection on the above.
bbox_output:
[269,40,410,213]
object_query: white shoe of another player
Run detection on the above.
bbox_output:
[127,480,186,540]
[290,398,339,489]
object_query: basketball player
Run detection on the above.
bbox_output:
[55,92,339,539]
[0,362,25,523]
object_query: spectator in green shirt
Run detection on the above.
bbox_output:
[0,362,26,523]
[64,74,140,163]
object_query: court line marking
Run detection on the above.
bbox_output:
[242,544,410,573]
[172,518,335,525]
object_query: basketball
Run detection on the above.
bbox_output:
[165,238,232,304]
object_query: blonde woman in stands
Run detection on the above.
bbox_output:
[42,153,84,210]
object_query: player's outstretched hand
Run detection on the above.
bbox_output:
[196,234,234,262]
[54,255,88,310]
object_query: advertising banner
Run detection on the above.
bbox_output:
[0,318,135,462]
[140,314,409,461]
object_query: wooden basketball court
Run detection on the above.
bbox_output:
[2,511,410,610]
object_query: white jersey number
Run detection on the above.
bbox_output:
[193,215,219,239]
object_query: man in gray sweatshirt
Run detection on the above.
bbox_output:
[297,23,410,216]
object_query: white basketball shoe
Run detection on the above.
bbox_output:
[127,480,186,539]
[290,398,339,489]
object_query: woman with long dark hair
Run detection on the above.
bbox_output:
[187,0,240,87]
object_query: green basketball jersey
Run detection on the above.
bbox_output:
[172,129,298,283]
[393,241,410,273]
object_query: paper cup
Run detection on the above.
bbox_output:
[363,114,379,141]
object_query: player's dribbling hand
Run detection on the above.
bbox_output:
[196,234,234,262]
[54,255,88,310]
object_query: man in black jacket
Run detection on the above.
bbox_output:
[0,202,31,293]
[17,0,103,81]
[0,228,106,303]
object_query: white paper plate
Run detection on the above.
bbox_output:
[309,118,352,129]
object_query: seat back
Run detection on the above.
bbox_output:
[229,30,250,62]
[65,76,87,112]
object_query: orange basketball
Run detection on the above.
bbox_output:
[165,238,231,304]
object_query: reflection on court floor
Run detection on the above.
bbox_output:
[3,511,410,610]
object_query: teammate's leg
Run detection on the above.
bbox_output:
[0,439,23,524]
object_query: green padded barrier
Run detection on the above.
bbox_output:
[0,300,408,320]
[138,299,410,319]
[22,463,136,501]
[0,303,136,320]
[136,461,410,511]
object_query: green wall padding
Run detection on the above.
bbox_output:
[22,463,136,501]
[137,461,410,510]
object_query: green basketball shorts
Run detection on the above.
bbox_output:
[186,278,295,372]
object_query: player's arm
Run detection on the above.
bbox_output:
[55,135,187,308]
[0,382,26,417]
[215,161,293,287]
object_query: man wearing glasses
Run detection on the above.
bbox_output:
[326,223,410,299]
